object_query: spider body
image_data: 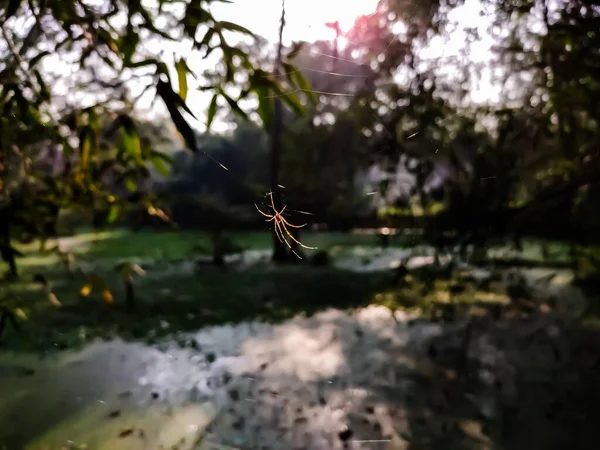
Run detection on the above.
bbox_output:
[255,193,316,259]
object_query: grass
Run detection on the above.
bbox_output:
[2,227,598,353]
[31,228,407,262]
[0,228,399,353]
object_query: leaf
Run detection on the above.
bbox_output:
[256,86,274,128]
[122,127,142,161]
[196,28,215,52]
[150,152,171,177]
[127,58,159,69]
[48,292,62,307]
[5,0,21,19]
[29,51,51,68]
[120,27,140,66]
[175,58,189,101]
[34,70,50,101]
[102,289,114,304]
[218,21,255,37]
[218,88,248,120]
[285,41,305,60]
[206,93,219,131]
[107,204,120,223]
[79,125,94,169]
[80,283,92,297]
[124,176,137,192]
[278,88,305,116]
[156,79,198,152]
[290,69,317,105]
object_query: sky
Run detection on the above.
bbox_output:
[32,0,498,132]
[130,0,499,131]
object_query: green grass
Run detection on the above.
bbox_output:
[38,228,395,262]
[0,228,401,353]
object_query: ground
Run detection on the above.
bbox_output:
[0,228,599,450]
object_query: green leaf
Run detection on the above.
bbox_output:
[122,128,142,162]
[5,0,21,19]
[79,125,94,169]
[290,69,317,105]
[218,21,255,37]
[124,176,137,192]
[206,93,219,131]
[278,88,305,116]
[256,86,274,128]
[107,204,120,223]
[150,153,171,176]
[119,26,140,66]
[175,58,189,101]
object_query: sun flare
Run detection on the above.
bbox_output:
[295,0,380,41]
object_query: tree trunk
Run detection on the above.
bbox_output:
[271,0,288,263]
[125,276,135,310]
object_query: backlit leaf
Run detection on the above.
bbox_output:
[102,289,114,304]
[175,58,189,101]
[206,93,219,131]
[256,86,274,128]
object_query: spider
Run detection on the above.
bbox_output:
[255,192,316,258]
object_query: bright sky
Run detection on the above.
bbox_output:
[161,0,497,131]
[40,0,498,130]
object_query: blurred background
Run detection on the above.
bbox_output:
[1,0,600,448]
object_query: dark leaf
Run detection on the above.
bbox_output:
[29,51,51,68]
[118,428,134,438]
[33,70,50,101]
[196,28,215,52]
[5,0,21,19]
[219,89,248,120]
[256,86,274,128]
[218,21,255,37]
[285,41,305,60]
[156,79,198,152]
[206,93,219,131]
[127,58,158,69]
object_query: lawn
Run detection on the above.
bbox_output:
[2,227,597,353]
[0,228,398,353]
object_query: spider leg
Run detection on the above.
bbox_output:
[280,223,318,250]
[254,204,272,218]
[280,216,307,228]
[274,220,286,244]
[275,220,292,249]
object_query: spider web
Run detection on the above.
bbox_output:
[196,18,434,258]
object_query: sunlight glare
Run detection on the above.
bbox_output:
[289,0,379,41]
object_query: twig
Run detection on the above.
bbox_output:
[0,24,39,93]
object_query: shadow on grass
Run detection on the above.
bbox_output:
[0,265,389,353]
